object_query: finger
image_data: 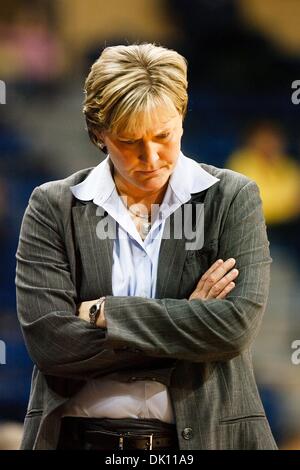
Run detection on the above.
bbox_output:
[195,259,224,292]
[201,258,236,296]
[200,259,224,281]
[216,281,236,299]
[201,258,236,284]
[202,259,224,278]
[206,268,238,299]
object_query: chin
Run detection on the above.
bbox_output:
[135,183,159,192]
[136,172,168,186]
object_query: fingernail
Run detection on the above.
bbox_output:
[229,258,236,263]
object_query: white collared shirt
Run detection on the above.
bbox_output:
[62,152,219,421]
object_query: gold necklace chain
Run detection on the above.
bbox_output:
[127,205,151,220]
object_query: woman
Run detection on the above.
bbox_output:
[16,43,277,450]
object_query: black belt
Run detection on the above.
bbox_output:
[58,417,179,450]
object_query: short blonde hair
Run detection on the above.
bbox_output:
[83,43,188,148]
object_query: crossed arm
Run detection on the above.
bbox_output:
[77,257,239,327]
[16,179,271,380]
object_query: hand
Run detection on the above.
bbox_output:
[189,258,238,301]
[77,299,106,328]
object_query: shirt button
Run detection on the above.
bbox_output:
[182,427,193,440]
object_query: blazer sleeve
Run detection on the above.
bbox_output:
[103,179,272,362]
[15,186,164,380]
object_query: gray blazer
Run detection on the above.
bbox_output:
[15,162,278,450]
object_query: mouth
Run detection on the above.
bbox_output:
[137,168,163,174]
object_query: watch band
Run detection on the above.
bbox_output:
[89,296,106,327]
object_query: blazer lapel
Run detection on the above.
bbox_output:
[72,201,114,298]
[156,190,207,299]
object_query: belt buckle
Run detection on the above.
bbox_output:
[142,433,153,451]
[118,432,154,450]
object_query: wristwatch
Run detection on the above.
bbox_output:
[89,296,106,327]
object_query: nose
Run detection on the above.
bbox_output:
[139,142,160,167]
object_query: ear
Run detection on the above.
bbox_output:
[94,130,107,151]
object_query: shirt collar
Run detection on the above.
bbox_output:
[70,151,219,205]
[168,151,219,203]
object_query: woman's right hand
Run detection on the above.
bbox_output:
[189,258,238,300]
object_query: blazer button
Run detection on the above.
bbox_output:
[182,427,193,440]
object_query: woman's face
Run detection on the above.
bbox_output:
[100,105,183,197]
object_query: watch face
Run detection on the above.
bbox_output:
[89,304,97,315]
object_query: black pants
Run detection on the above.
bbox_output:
[57,417,179,450]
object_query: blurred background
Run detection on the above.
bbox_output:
[0,0,300,450]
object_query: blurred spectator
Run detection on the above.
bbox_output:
[226,120,300,266]
[0,421,23,450]
[0,5,66,96]
[280,434,300,450]
[227,121,300,225]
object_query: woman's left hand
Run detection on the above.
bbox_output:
[77,299,106,328]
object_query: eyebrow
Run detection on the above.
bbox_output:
[118,128,172,140]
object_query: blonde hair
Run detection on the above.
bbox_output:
[83,43,188,148]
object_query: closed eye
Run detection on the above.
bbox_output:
[119,132,170,145]
[121,140,137,145]
[156,132,170,139]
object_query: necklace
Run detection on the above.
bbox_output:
[128,207,149,219]
[128,205,151,237]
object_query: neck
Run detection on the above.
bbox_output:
[113,171,168,213]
